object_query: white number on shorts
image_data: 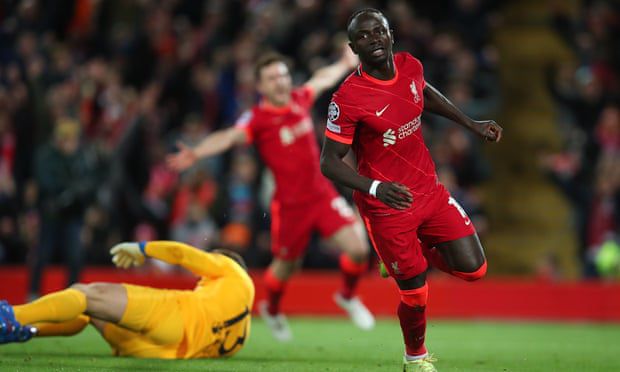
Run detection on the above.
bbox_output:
[331,197,354,219]
[448,196,471,226]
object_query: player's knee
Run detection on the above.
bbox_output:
[70,283,89,293]
[347,245,368,263]
[399,283,428,309]
[74,282,110,302]
[340,234,370,263]
[271,259,300,280]
[453,260,487,282]
[349,224,371,256]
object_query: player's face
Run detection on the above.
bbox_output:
[349,14,393,66]
[257,61,292,107]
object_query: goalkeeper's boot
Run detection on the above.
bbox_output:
[0,300,36,344]
[403,354,438,372]
[258,300,292,342]
[333,293,375,330]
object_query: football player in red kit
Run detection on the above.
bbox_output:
[167,46,375,341]
[320,9,502,371]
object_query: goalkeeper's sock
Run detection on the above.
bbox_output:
[14,289,87,325]
[33,315,90,337]
[339,254,368,300]
[264,268,286,316]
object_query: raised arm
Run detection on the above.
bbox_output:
[166,126,247,171]
[110,241,236,278]
[320,138,412,210]
[423,82,502,142]
[305,45,359,97]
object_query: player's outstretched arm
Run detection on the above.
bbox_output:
[320,138,412,210]
[423,83,503,142]
[166,127,248,171]
[305,43,359,97]
[110,241,233,277]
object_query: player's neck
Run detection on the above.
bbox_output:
[361,55,396,81]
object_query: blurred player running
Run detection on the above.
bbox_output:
[0,241,253,359]
[320,9,503,372]
[167,46,375,341]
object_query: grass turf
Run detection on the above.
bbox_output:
[0,318,619,371]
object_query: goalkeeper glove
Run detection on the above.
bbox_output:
[110,242,146,269]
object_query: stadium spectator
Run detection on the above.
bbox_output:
[30,118,96,298]
[0,0,616,279]
[545,1,620,277]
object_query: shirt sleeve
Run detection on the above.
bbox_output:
[324,94,357,145]
[144,241,237,278]
[407,53,426,89]
[294,85,316,110]
[234,110,255,144]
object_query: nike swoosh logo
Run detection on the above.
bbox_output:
[376,104,390,117]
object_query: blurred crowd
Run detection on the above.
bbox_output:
[0,0,615,291]
[544,0,620,277]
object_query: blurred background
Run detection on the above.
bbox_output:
[0,0,619,305]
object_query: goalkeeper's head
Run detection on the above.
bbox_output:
[210,248,248,272]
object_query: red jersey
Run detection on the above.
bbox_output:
[325,52,439,215]
[235,86,331,205]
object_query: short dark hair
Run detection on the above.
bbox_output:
[210,248,248,272]
[347,8,386,41]
[254,51,291,81]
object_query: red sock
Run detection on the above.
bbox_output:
[421,243,452,274]
[399,284,429,357]
[264,269,286,316]
[339,254,368,300]
[398,301,427,357]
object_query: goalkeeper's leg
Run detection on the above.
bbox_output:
[90,317,177,358]
[13,282,182,346]
[13,283,127,326]
[73,283,183,346]
[32,315,91,337]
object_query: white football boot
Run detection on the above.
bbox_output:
[258,300,293,342]
[333,293,376,330]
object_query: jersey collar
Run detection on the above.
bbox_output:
[359,58,399,86]
[259,99,291,114]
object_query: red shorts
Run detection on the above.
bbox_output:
[362,186,476,280]
[271,190,356,260]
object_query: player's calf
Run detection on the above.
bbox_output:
[398,282,430,362]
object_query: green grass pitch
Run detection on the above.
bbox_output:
[1,318,618,371]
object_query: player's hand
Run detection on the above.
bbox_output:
[166,141,198,171]
[471,120,502,142]
[110,242,146,269]
[376,182,413,210]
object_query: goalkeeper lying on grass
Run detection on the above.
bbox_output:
[0,241,254,359]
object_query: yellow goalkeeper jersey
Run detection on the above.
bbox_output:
[131,241,255,359]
